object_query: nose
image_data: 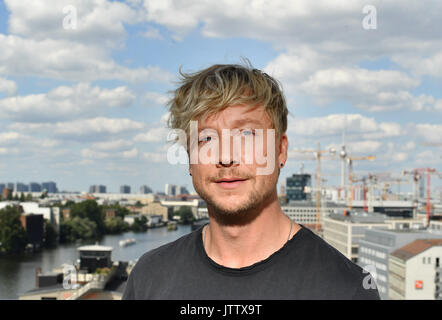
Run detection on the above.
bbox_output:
[216,133,241,168]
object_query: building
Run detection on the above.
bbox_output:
[89,185,106,193]
[2,187,12,199]
[358,226,441,299]
[286,174,311,202]
[283,200,345,231]
[139,185,153,194]
[20,202,61,232]
[140,201,173,222]
[0,183,4,194]
[179,186,189,195]
[120,185,131,194]
[62,208,71,220]
[429,220,442,232]
[29,182,42,192]
[78,245,113,273]
[105,209,116,220]
[323,211,391,263]
[165,184,177,196]
[20,213,44,250]
[389,239,442,300]
[42,182,57,193]
[15,182,29,192]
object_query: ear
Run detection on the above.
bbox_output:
[278,133,288,167]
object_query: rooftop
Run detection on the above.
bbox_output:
[77,244,113,251]
[391,239,442,261]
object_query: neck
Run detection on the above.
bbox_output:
[204,191,300,269]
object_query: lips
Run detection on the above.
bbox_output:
[215,177,248,189]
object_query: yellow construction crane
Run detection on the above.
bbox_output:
[347,155,376,211]
[292,142,336,231]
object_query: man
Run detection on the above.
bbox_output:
[123,63,380,300]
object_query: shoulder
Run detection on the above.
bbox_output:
[131,228,199,275]
[293,226,379,299]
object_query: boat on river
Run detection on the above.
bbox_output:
[119,238,136,247]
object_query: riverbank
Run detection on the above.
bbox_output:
[0,224,192,300]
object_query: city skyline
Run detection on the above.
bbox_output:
[0,1,441,197]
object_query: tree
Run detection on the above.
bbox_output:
[70,200,105,236]
[131,215,148,232]
[25,193,33,202]
[59,217,98,243]
[0,206,28,254]
[43,220,58,248]
[104,217,130,234]
[175,207,194,224]
[19,192,25,202]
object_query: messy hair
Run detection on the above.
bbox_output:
[166,60,288,148]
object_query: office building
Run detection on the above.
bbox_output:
[42,181,57,193]
[179,186,189,195]
[29,182,42,192]
[120,185,131,194]
[358,225,440,299]
[89,185,107,193]
[0,183,5,194]
[286,174,311,201]
[15,182,29,192]
[323,212,390,263]
[283,200,345,231]
[389,239,442,300]
[139,185,153,194]
[165,184,177,196]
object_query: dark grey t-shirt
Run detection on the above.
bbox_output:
[122,224,380,300]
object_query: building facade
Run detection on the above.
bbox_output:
[358,225,440,299]
[389,239,442,300]
[286,174,311,202]
[323,212,390,263]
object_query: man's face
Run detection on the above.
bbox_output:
[189,104,288,218]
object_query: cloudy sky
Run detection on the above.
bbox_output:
[0,0,441,195]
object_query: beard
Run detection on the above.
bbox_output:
[195,176,276,226]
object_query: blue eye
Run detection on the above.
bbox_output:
[241,129,254,136]
[199,136,212,143]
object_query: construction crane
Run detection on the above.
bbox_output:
[291,142,336,231]
[347,155,376,211]
[402,168,438,226]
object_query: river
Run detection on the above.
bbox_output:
[0,224,193,300]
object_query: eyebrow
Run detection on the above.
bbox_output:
[199,118,264,131]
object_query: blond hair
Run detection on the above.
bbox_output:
[167,61,288,147]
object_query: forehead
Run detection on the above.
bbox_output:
[198,104,271,130]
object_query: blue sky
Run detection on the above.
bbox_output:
[0,0,440,197]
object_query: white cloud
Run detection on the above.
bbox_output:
[143,92,170,106]
[9,117,146,138]
[142,151,167,163]
[0,83,135,122]
[415,124,442,144]
[142,27,163,40]
[0,77,17,95]
[288,114,402,139]
[0,34,172,83]
[134,126,170,143]
[91,139,134,151]
[5,0,142,47]
[81,147,139,160]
